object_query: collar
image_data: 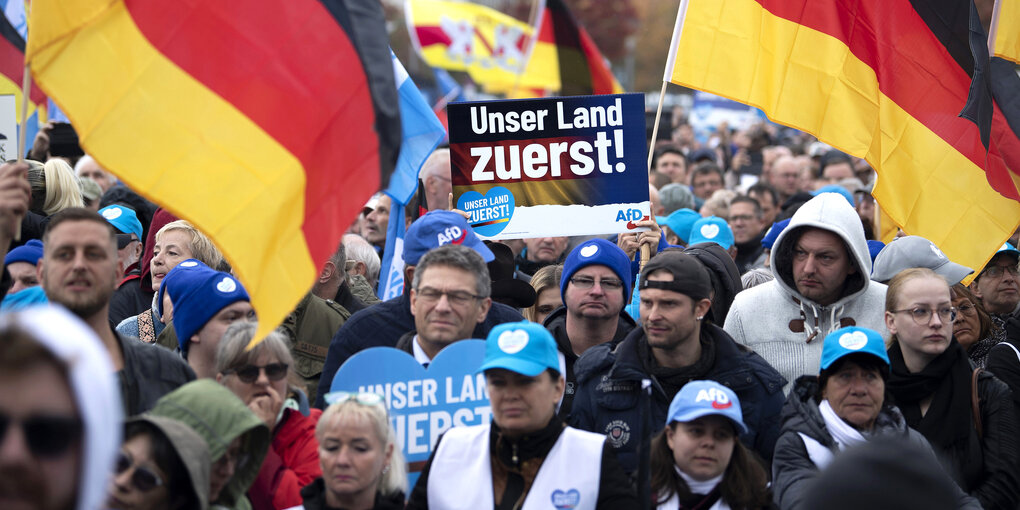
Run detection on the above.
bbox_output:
[412,335,432,365]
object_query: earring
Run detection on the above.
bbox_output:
[382,465,390,475]
[696,316,704,321]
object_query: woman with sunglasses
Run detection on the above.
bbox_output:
[407,321,637,510]
[107,415,210,510]
[885,268,1020,509]
[216,321,322,510]
[292,391,407,510]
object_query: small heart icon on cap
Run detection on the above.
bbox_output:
[180,261,199,268]
[838,330,869,350]
[498,329,529,354]
[216,277,237,293]
[580,244,598,258]
[102,208,122,219]
[701,224,720,239]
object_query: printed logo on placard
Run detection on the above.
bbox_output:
[497,329,529,354]
[605,420,631,447]
[551,489,581,510]
[216,277,237,293]
[457,186,515,237]
[695,388,732,409]
[839,330,869,351]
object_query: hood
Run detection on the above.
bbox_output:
[149,379,270,508]
[127,415,211,510]
[771,192,872,309]
[0,305,122,510]
[683,242,742,324]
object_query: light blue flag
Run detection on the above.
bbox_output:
[377,50,447,300]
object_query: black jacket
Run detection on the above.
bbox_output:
[772,376,981,510]
[406,417,638,510]
[569,322,785,475]
[990,319,1020,409]
[117,331,195,416]
[543,306,636,419]
[297,478,404,510]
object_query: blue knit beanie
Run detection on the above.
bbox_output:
[559,238,632,301]
[162,259,249,353]
[5,239,43,266]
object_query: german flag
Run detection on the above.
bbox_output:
[666,0,1020,277]
[27,0,401,344]
[0,13,44,131]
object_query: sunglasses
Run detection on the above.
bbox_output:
[0,413,81,457]
[221,363,288,384]
[115,450,165,492]
[324,391,385,407]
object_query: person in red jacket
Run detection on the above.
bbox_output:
[215,321,322,510]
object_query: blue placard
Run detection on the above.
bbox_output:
[331,340,490,488]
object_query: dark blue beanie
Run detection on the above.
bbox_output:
[162,259,249,353]
[559,238,633,301]
[5,239,43,266]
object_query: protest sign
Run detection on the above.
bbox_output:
[449,93,650,239]
[0,95,16,161]
[331,340,490,487]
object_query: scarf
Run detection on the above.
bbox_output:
[819,399,867,450]
[886,339,973,449]
[968,314,1007,367]
[677,467,723,509]
[643,332,717,399]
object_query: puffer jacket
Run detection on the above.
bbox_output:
[772,376,981,510]
[724,193,887,394]
[569,322,785,475]
[248,407,323,510]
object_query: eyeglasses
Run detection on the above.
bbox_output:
[0,413,81,457]
[115,450,165,492]
[324,391,385,407]
[956,302,976,316]
[891,306,957,325]
[214,443,250,473]
[981,265,1019,279]
[414,287,484,306]
[221,363,288,384]
[569,276,623,290]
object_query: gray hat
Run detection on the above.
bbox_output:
[659,183,696,215]
[77,176,102,202]
[871,236,973,285]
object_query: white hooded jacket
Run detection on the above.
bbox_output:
[724,193,887,394]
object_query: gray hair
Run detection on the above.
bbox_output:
[215,321,293,376]
[343,234,381,287]
[659,183,695,215]
[741,267,774,290]
[411,244,491,298]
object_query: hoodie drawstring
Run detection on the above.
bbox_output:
[800,302,845,343]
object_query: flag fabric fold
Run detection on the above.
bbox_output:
[27,0,401,346]
[666,0,1020,276]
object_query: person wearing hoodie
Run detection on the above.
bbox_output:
[0,305,122,510]
[150,379,271,510]
[107,415,211,510]
[772,326,981,510]
[571,250,785,476]
[543,238,637,418]
[724,192,887,394]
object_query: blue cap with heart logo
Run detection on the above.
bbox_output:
[666,380,747,434]
[687,216,734,250]
[820,326,889,372]
[477,321,560,377]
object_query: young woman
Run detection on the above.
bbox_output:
[885,268,1020,509]
[652,380,771,510]
[523,264,563,324]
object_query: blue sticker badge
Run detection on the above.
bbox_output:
[551,489,581,509]
[457,186,515,237]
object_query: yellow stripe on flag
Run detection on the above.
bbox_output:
[993,0,1019,64]
[28,0,314,344]
[668,0,1020,276]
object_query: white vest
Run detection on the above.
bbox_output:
[428,423,605,510]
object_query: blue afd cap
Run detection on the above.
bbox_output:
[99,204,144,241]
[402,210,494,266]
[657,208,700,245]
[687,216,734,250]
[820,326,890,372]
[761,218,791,249]
[666,380,748,434]
[478,321,560,377]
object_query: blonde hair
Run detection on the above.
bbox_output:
[156,220,223,268]
[523,264,563,322]
[884,267,947,347]
[317,399,407,496]
[42,159,84,216]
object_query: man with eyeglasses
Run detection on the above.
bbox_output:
[970,243,1020,335]
[570,250,785,475]
[544,238,636,417]
[728,195,768,273]
[399,244,492,364]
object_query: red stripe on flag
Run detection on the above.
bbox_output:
[755,0,990,172]
[415,26,452,47]
[0,35,45,105]
[125,0,379,264]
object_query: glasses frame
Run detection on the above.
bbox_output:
[116,450,166,492]
[221,362,289,384]
[568,276,624,290]
[980,264,1020,279]
[890,306,957,325]
[0,413,81,458]
[413,287,485,306]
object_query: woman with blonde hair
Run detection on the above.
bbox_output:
[522,263,563,324]
[27,158,84,216]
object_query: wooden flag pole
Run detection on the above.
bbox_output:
[13,61,31,241]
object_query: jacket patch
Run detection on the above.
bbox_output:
[595,375,636,393]
[294,341,328,359]
[604,419,631,448]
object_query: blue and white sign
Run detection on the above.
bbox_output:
[331,340,490,487]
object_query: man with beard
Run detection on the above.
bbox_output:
[39,208,193,415]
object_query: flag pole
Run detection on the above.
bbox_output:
[13,60,30,240]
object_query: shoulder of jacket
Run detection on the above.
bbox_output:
[574,343,616,381]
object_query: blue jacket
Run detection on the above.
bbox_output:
[569,322,786,475]
[314,290,524,408]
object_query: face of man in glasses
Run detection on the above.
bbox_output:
[971,253,1020,315]
[410,264,491,359]
[564,265,626,322]
[0,359,81,510]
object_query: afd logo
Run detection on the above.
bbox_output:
[616,209,648,229]
[437,226,467,246]
[695,388,733,409]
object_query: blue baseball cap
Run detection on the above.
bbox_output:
[666,380,748,434]
[99,204,144,241]
[402,210,494,266]
[761,218,791,249]
[4,239,43,266]
[820,326,890,372]
[812,186,855,207]
[657,208,700,245]
[477,321,560,377]
[687,216,734,250]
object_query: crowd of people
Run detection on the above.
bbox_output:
[1,116,1020,510]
